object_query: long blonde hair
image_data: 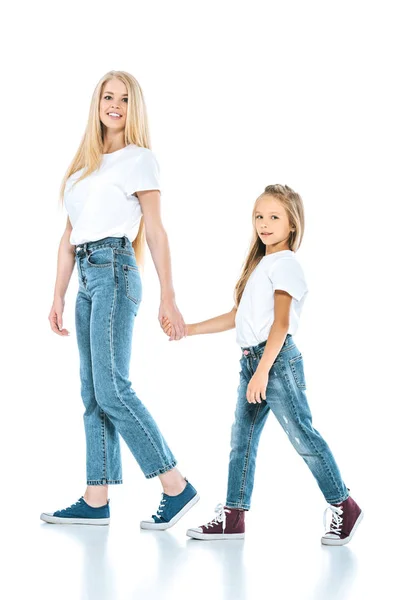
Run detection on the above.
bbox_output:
[234,184,305,307]
[59,70,152,267]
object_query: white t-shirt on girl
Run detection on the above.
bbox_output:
[63,144,161,245]
[235,250,308,347]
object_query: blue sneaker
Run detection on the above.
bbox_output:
[40,496,110,525]
[140,479,200,530]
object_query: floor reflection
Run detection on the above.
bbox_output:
[38,521,358,600]
[310,546,358,600]
[40,523,116,600]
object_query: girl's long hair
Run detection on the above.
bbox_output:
[59,70,152,267]
[234,184,305,307]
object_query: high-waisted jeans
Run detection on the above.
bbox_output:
[74,236,177,485]
[226,334,349,509]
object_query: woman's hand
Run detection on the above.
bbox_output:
[161,316,188,340]
[48,297,70,336]
[246,368,269,404]
[158,299,186,340]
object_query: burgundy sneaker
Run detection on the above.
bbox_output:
[186,503,245,540]
[321,496,364,546]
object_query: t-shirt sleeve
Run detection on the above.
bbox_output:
[124,149,161,196]
[269,258,308,301]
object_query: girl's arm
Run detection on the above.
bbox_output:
[48,216,75,336]
[137,190,185,340]
[256,290,292,373]
[246,290,292,403]
[162,306,237,338]
[187,306,237,335]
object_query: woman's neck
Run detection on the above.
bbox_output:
[102,133,126,154]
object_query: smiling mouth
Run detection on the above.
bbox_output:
[107,112,122,118]
[261,232,272,236]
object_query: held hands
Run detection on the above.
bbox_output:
[161,312,269,401]
[159,299,187,341]
[246,368,269,404]
[161,316,188,341]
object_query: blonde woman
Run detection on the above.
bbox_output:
[40,71,199,528]
[162,185,363,545]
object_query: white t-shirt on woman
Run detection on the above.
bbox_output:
[235,250,308,347]
[64,144,161,245]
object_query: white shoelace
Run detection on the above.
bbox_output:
[204,504,231,531]
[323,504,344,536]
[66,499,81,509]
[156,494,167,517]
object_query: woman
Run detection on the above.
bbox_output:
[40,70,199,529]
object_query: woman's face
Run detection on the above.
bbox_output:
[99,78,128,130]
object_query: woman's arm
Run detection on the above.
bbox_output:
[136,189,185,340]
[48,216,75,336]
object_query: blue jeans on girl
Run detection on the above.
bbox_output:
[226,334,349,509]
[74,236,177,484]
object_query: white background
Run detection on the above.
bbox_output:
[2,1,399,598]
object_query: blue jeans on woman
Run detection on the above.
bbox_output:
[226,334,349,509]
[74,236,177,485]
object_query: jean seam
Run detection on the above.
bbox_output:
[102,410,108,481]
[279,357,345,501]
[279,344,295,354]
[122,265,140,304]
[238,402,262,508]
[100,410,105,480]
[289,356,306,389]
[87,479,123,485]
[108,280,171,473]
[144,461,178,479]
[225,501,250,510]
[85,243,121,251]
[326,491,350,504]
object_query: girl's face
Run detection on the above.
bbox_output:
[99,78,128,130]
[255,194,294,252]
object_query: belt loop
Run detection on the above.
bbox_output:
[122,236,126,248]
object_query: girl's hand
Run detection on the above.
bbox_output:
[161,316,173,337]
[246,369,269,404]
[158,300,186,340]
[48,297,70,336]
[161,316,188,340]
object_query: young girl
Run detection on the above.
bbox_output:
[40,70,199,529]
[162,184,363,545]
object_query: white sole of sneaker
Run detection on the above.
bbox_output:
[140,493,200,530]
[321,510,364,546]
[186,529,245,540]
[40,513,110,525]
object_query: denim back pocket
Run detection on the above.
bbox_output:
[122,264,142,306]
[289,354,306,390]
[87,247,114,267]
